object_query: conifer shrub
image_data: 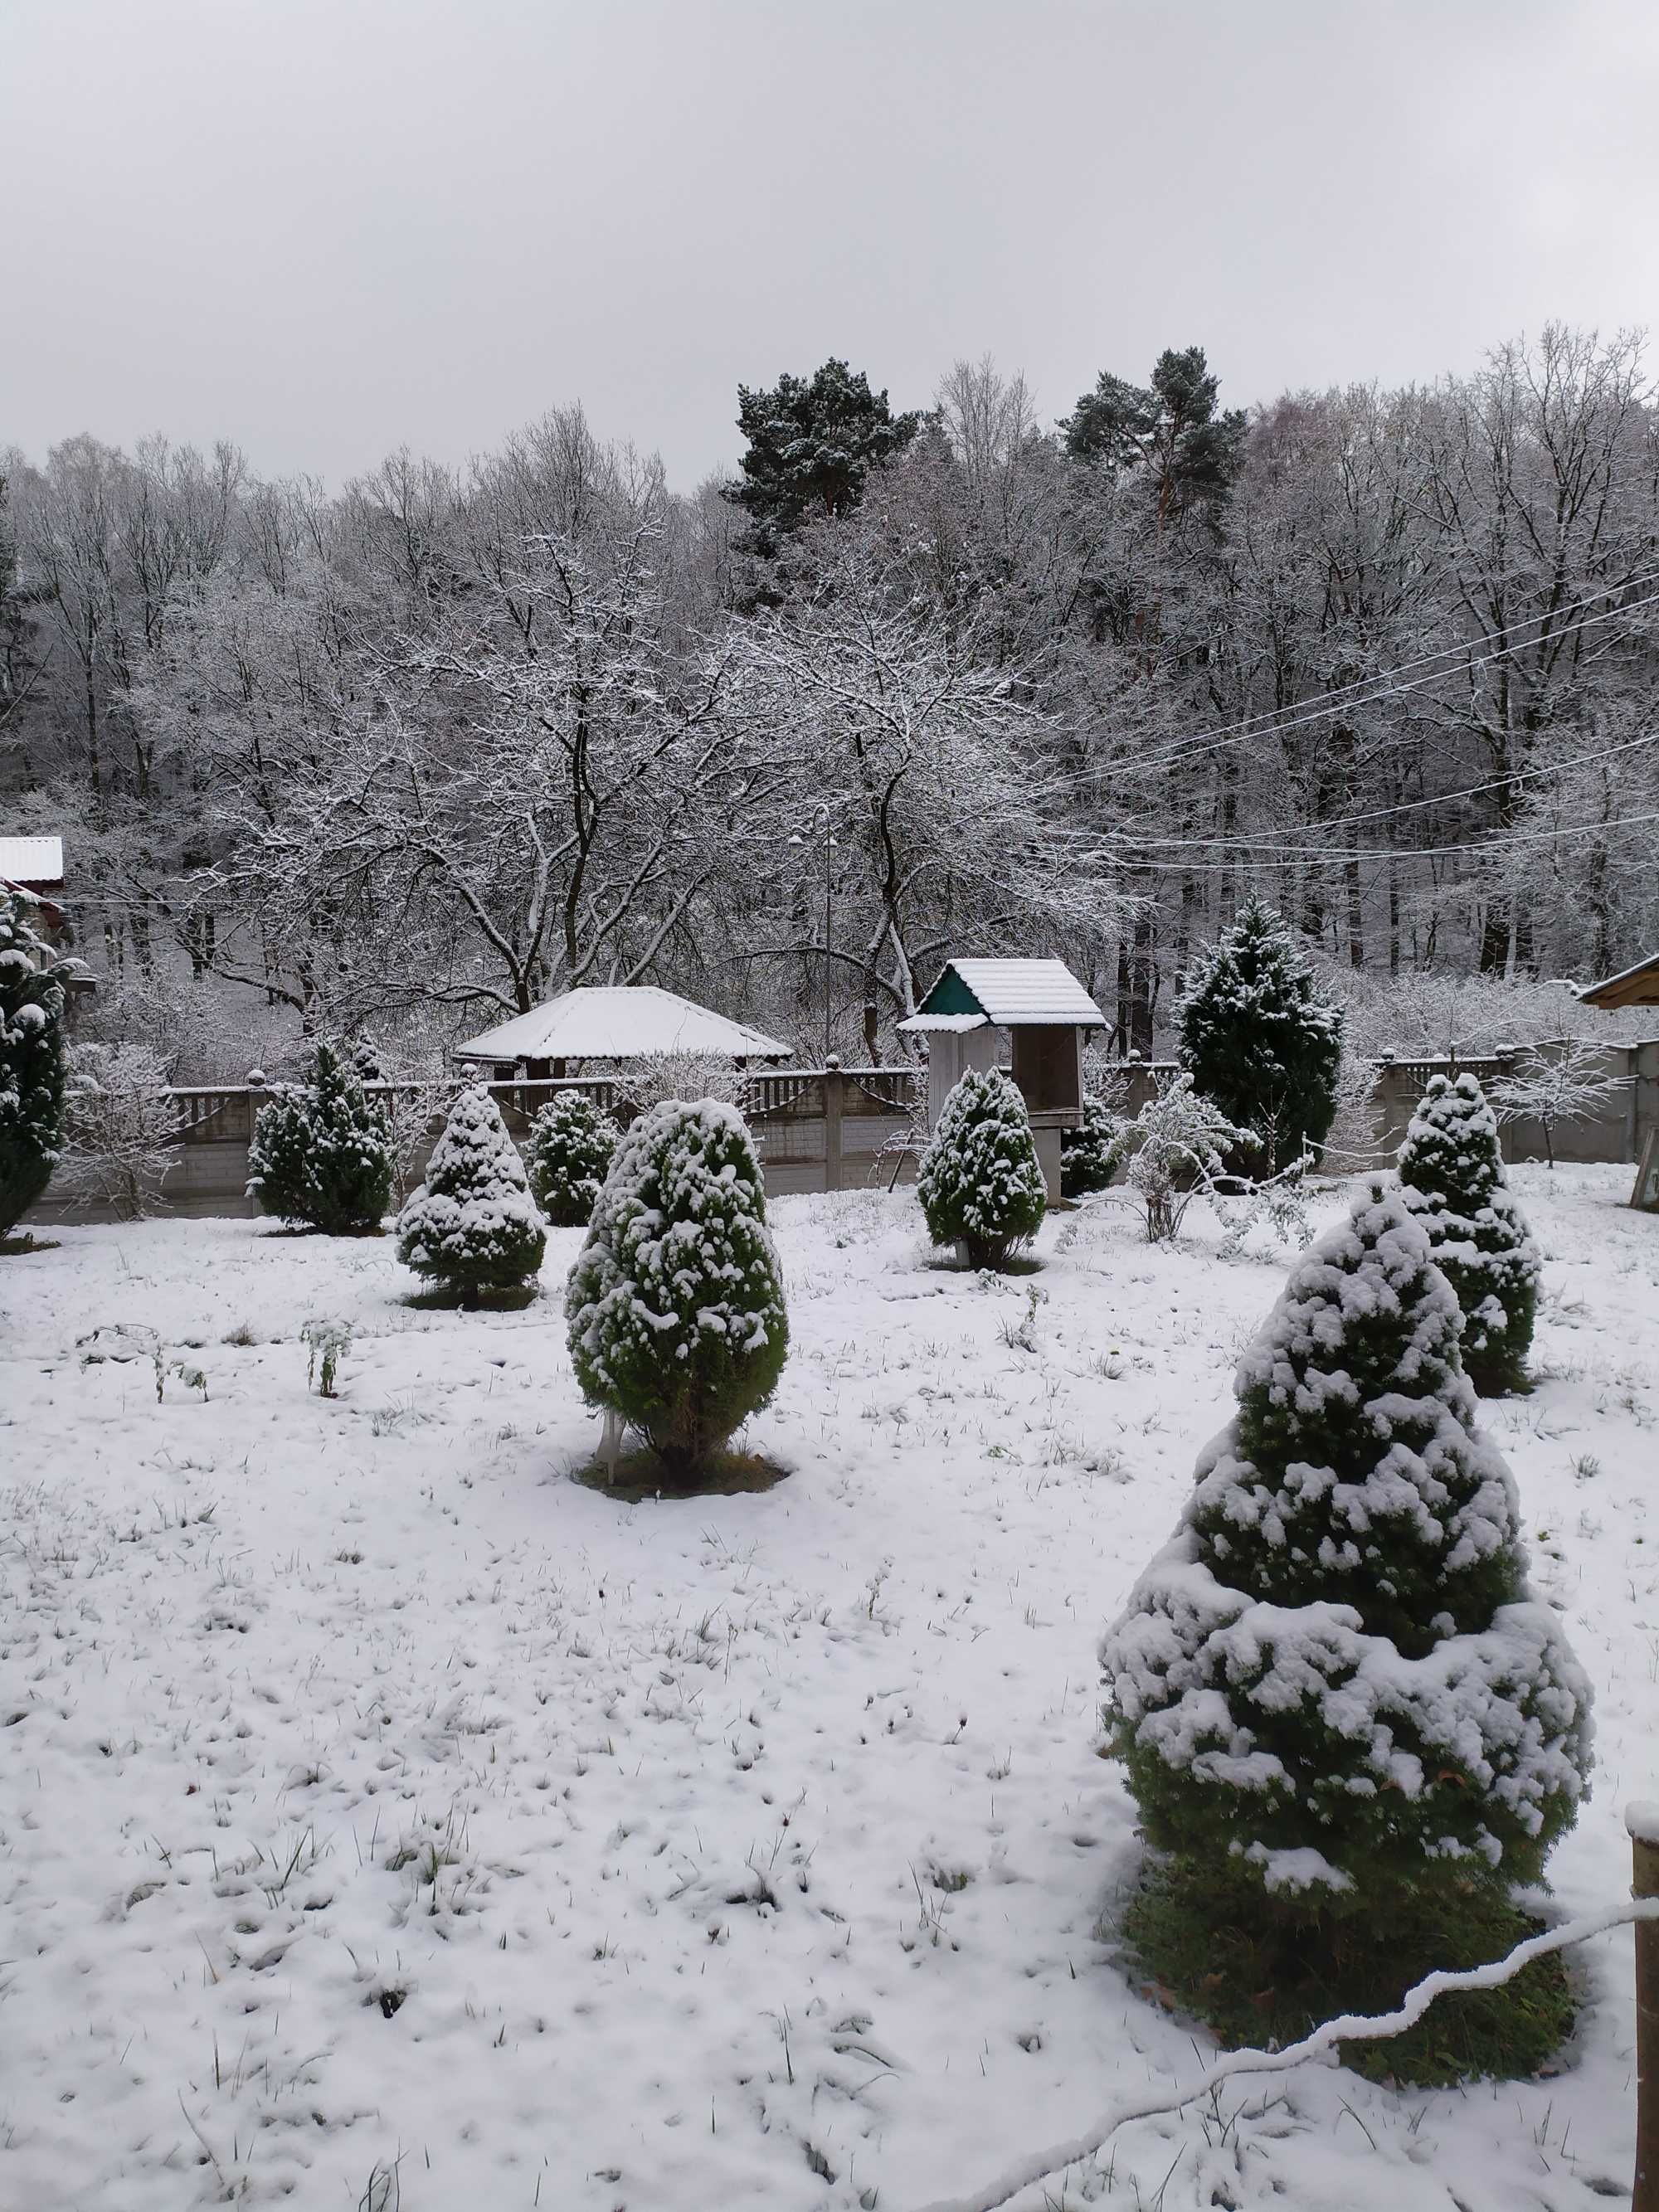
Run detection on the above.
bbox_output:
[1399,1072,1540,1396]
[247,1043,392,1234]
[0,888,71,1239]
[1100,1184,1592,2078]
[566,1100,788,1481]
[523,1091,615,1227]
[917,1067,1048,1268]
[397,1087,546,1305]
[1061,1096,1128,1198]
[1177,899,1344,1171]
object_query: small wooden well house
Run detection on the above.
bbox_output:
[898,958,1106,1199]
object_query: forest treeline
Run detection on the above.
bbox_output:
[2,327,1657,1074]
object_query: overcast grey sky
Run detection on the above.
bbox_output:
[5,0,1658,493]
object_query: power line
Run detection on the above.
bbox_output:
[1096,802,1659,877]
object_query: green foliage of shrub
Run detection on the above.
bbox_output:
[0,890,71,1238]
[247,1043,392,1235]
[917,1067,1047,1268]
[1399,1072,1540,1396]
[523,1091,615,1227]
[397,1087,546,1304]
[566,1101,787,1481]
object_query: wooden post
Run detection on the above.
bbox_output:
[601,1408,623,1487]
[1634,1805,1659,2212]
[823,1057,844,1194]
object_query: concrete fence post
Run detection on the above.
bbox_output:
[823,1057,844,1194]
[1633,1806,1659,2212]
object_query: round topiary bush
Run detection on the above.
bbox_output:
[1398,1072,1540,1396]
[1177,898,1344,1173]
[917,1067,1048,1269]
[1099,1183,1591,2079]
[566,1100,788,1482]
[1,888,71,1239]
[397,1086,546,1305]
[523,1091,615,1227]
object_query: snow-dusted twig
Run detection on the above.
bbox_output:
[911,1898,1659,2212]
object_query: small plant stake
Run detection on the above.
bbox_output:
[1634,1802,1659,2212]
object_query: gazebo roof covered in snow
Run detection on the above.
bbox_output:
[1579,951,1659,1010]
[898,958,1105,1033]
[455,986,793,1068]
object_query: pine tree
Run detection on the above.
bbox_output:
[523,1091,616,1226]
[917,1067,1048,1269]
[567,1101,787,1481]
[724,358,922,547]
[1101,1185,1590,2039]
[1061,1096,1128,1198]
[246,1082,314,1225]
[1177,899,1344,1172]
[397,1087,545,1304]
[1399,1072,1541,1395]
[0,888,71,1238]
[1062,345,1246,523]
[247,1045,392,1235]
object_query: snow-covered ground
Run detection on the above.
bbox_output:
[2,1170,1656,2212]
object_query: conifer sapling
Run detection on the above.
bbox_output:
[566,1100,788,1480]
[397,1086,547,1304]
[1399,1072,1540,1396]
[917,1067,1048,1269]
[523,1091,615,1226]
[1101,1184,1590,2003]
[1178,899,1343,1172]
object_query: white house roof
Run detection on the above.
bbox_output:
[455,985,793,1066]
[0,835,64,890]
[900,958,1106,1030]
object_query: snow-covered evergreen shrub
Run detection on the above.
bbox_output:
[1178,899,1344,1171]
[1399,1073,1540,1396]
[1061,1096,1129,1198]
[246,1044,392,1234]
[246,1082,314,1225]
[523,1091,616,1226]
[1102,1184,1590,1942]
[917,1067,1048,1268]
[1118,1073,1248,1242]
[566,1100,788,1480]
[0,888,71,1237]
[397,1087,547,1303]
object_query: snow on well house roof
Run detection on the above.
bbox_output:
[898,957,1107,1031]
[455,986,793,1066]
[0,836,65,892]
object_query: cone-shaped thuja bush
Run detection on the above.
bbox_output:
[0,888,71,1238]
[397,1087,546,1303]
[1102,1184,1590,1933]
[1177,898,1343,1172]
[246,1082,314,1224]
[523,1091,615,1226]
[918,1067,1048,1269]
[247,1044,392,1234]
[1399,1072,1540,1396]
[566,1100,787,1480]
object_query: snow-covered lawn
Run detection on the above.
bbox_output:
[2,1171,1656,2212]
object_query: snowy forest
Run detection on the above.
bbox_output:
[4,323,1658,1077]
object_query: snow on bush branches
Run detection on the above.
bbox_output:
[918,1067,1047,1269]
[397,1087,546,1304]
[1399,1073,1540,1396]
[566,1099,787,1480]
[0,887,72,1238]
[247,1043,393,1236]
[523,1091,615,1227]
[1101,1184,1590,1923]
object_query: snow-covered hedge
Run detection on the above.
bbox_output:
[565,1100,787,1479]
[397,1087,546,1303]
[0,887,71,1237]
[1101,1184,1590,1925]
[523,1091,615,1226]
[1061,1095,1128,1198]
[1399,1072,1540,1396]
[917,1067,1047,1269]
[1178,899,1343,1172]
